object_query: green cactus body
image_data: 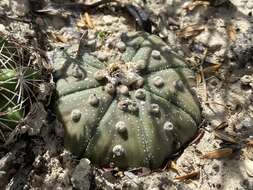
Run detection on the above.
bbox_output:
[0,68,39,128]
[54,32,201,169]
[0,69,23,128]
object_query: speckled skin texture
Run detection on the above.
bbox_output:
[53,32,201,169]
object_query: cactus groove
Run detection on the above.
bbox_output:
[53,32,201,169]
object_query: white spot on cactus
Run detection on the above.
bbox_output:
[88,94,99,106]
[128,101,139,112]
[94,70,105,81]
[117,85,129,95]
[151,50,161,60]
[174,80,184,91]
[133,60,146,71]
[105,83,115,95]
[150,104,160,114]
[153,76,164,88]
[118,100,129,111]
[71,109,81,122]
[161,46,171,53]
[135,89,146,100]
[115,121,127,134]
[163,121,174,132]
[112,145,125,157]
[72,68,85,79]
[135,78,144,88]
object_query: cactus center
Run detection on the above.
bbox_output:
[96,61,145,91]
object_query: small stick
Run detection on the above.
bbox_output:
[175,170,200,181]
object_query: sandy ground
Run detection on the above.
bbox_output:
[0,0,253,189]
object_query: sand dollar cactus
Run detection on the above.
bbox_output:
[54,32,201,169]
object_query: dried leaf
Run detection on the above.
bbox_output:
[76,12,94,29]
[177,24,205,38]
[214,130,238,144]
[55,34,68,43]
[175,170,200,181]
[183,1,210,12]
[170,161,179,174]
[201,148,233,159]
[226,23,237,41]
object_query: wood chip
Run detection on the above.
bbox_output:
[77,12,94,29]
[174,170,200,181]
[49,32,69,43]
[177,24,205,39]
[201,148,233,159]
[226,23,237,41]
[76,14,87,29]
[170,161,179,174]
[203,64,221,75]
[84,12,94,29]
[214,130,238,144]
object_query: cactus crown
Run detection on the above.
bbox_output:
[53,32,201,169]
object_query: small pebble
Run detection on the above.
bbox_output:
[102,15,118,25]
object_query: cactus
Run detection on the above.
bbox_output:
[53,32,201,169]
[0,36,40,134]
